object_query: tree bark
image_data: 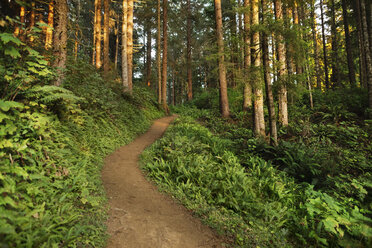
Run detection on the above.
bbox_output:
[311,0,321,89]
[162,0,169,113]
[341,0,356,86]
[30,2,35,42]
[243,0,252,110]
[330,0,340,87]
[320,0,329,89]
[103,0,110,75]
[115,13,119,70]
[355,0,367,88]
[127,0,134,94]
[360,0,372,114]
[187,0,193,100]
[95,0,102,69]
[262,0,277,145]
[53,0,68,86]
[274,0,288,126]
[146,20,152,87]
[157,0,162,104]
[252,0,265,135]
[122,0,129,92]
[45,1,54,50]
[214,0,230,118]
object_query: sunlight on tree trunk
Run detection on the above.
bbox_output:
[186,0,193,101]
[214,0,230,118]
[243,0,252,111]
[45,1,54,50]
[122,0,129,93]
[103,0,110,76]
[95,0,102,69]
[53,0,68,86]
[127,0,134,94]
[274,0,288,126]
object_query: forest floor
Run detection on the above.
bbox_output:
[102,115,224,248]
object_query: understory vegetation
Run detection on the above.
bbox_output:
[0,34,163,246]
[141,89,371,247]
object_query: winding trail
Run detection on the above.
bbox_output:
[102,115,224,248]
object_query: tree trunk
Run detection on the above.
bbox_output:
[162,0,169,113]
[311,0,321,89]
[262,0,277,145]
[146,20,152,87]
[95,0,102,69]
[355,0,367,88]
[122,0,129,92]
[243,0,252,110]
[157,0,162,104]
[103,0,110,75]
[187,0,193,100]
[320,0,329,89]
[127,0,134,94]
[53,0,68,86]
[360,0,372,114]
[214,0,230,118]
[45,1,54,50]
[115,14,119,70]
[274,0,288,126]
[30,2,35,42]
[74,0,81,61]
[341,0,356,86]
[252,0,265,135]
[330,0,340,87]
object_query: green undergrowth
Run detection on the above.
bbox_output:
[142,90,371,247]
[0,58,163,247]
[141,117,296,247]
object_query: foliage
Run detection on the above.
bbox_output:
[155,96,372,247]
[0,56,163,247]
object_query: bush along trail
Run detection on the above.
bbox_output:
[141,93,372,248]
[0,59,164,247]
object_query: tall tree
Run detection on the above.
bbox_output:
[122,0,129,92]
[341,0,356,86]
[53,0,68,86]
[262,0,277,144]
[330,0,340,86]
[252,0,265,135]
[214,0,230,118]
[274,0,288,126]
[95,0,102,69]
[186,0,193,100]
[243,0,252,110]
[115,12,119,70]
[127,0,134,93]
[360,0,372,114]
[355,0,367,88]
[145,19,152,87]
[30,2,35,42]
[311,0,321,88]
[157,0,162,103]
[162,0,169,112]
[103,0,110,75]
[320,0,329,89]
[45,1,54,50]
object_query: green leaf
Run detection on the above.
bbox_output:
[0,33,22,45]
[4,46,21,58]
[0,100,24,111]
[323,217,339,235]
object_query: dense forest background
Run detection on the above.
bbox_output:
[0,0,371,247]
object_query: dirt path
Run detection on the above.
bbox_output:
[102,116,224,248]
